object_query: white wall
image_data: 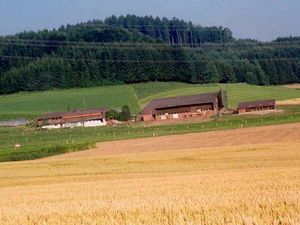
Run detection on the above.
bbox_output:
[84,120,107,127]
[41,120,107,130]
[41,124,62,130]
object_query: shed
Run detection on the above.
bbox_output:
[237,99,276,114]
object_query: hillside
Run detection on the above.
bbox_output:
[1,82,300,120]
[0,15,300,94]
[0,82,300,161]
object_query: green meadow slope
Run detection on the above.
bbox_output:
[1,82,300,120]
[0,85,140,120]
[0,82,300,161]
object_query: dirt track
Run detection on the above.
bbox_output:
[53,123,300,159]
[277,98,300,105]
[283,84,300,89]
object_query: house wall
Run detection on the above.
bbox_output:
[38,112,105,127]
[42,119,107,130]
[41,124,62,130]
[84,120,107,127]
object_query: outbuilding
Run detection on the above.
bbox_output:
[36,108,108,129]
[237,99,276,114]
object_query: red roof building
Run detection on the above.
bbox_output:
[36,108,108,127]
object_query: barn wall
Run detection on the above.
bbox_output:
[143,115,155,122]
[155,103,214,115]
[238,105,276,114]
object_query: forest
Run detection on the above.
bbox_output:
[0,15,300,94]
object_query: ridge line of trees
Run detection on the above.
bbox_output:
[0,15,300,94]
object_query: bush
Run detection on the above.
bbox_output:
[119,105,131,121]
[106,105,131,121]
[106,109,120,120]
[8,142,95,162]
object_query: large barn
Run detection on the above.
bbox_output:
[142,90,227,122]
[37,108,108,129]
[237,99,276,114]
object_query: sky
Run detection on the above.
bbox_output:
[0,0,299,41]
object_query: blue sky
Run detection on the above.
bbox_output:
[0,0,299,41]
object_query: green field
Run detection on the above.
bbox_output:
[0,82,300,120]
[0,105,300,162]
[1,82,300,162]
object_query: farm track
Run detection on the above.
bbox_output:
[277,98,300,105]
[284,84,300,89]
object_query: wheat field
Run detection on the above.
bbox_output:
[0,124,300,225]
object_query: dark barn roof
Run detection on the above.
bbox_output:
[37,108,108,120]
[143,92,219,114]
[238,99,275,109]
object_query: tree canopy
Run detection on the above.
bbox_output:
[0,15,299,94]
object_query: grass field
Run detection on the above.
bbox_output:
[0,85,140,120]
[1,82,300,162]
[0,105,300,162]
[1,82,300,120]
[1,123,299,225]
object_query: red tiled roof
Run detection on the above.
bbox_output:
[37,108,108,120]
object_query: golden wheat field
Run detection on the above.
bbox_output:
[0,123,300,225]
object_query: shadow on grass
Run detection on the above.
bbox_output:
[8,142,96,162]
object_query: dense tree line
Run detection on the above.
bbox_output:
[11,15,233,46]
[0,15,300,94]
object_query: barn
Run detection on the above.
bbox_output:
[142,90,227,122]
[237,99,276,114]
[37,108,108,129]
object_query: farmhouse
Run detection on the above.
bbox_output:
[142,90,227,122]
[37,108,108,129]
[237,99,276,114]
